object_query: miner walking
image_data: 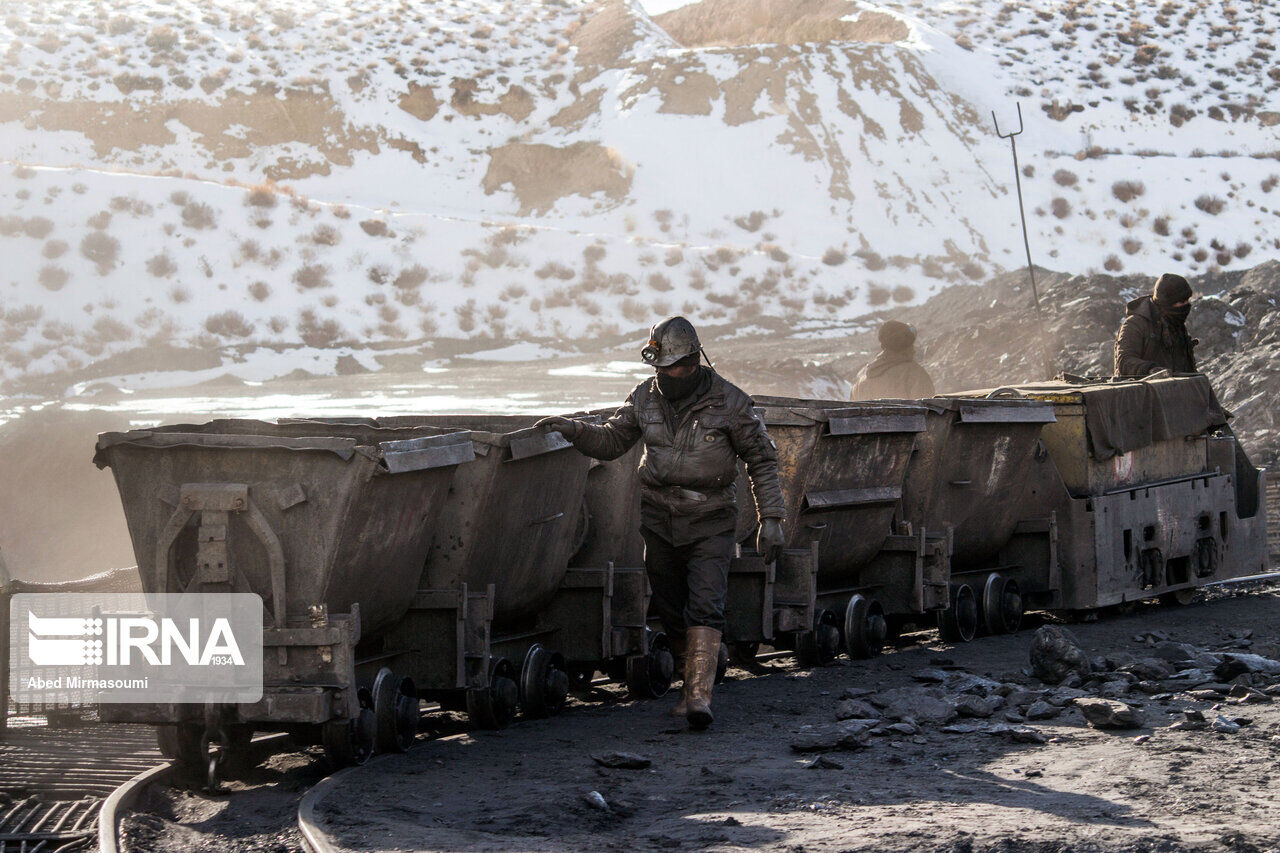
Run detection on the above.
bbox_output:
[1114,272,1198,376]
[536,317,786,730]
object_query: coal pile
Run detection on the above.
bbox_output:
[825,259,1280,469]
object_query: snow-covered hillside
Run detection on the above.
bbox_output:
[0,0,1276,385]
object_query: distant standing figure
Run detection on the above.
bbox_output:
[850,320,935,401]
[1114,272,1197,376]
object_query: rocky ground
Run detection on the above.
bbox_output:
[120,583,1280,853]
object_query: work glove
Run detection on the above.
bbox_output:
[534,415,582,440]
[756,517,786,565]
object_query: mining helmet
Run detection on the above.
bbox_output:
[640,316,702,367]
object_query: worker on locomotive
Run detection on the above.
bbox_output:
[1114,272,1197,377]
[536,316,786,730]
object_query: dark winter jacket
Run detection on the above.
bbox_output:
[1114,296,1197,377]
[850,348,936,401]
[569,367,786,525]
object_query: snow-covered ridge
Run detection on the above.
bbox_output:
[0,0,1276,385]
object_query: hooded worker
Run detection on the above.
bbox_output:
[1114,272,1197,377]
[850,320,936,401]
[535,316,786,730]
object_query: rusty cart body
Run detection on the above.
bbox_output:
[730,396,949,661]
[899,395,1061,641]
[93,419,474,773]
[323,414,668,719]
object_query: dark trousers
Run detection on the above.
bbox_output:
[640,525,735,642]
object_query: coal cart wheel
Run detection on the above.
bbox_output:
[1160,588,1198,607]
[998,578,1024,634]
[520,644,569,719]
[982,574,1024,635]
[939,583,978,643]
[466,658,520,729]
[843,594,888,659]
[796,609,841,667]
[323,690,376,770]
[373,668,419,753]
[626,632,674,700]
[714,642,730,684]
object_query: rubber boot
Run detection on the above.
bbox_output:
[668,632,688,717]
[684,626,721,730]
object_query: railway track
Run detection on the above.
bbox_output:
[0,717,165,853]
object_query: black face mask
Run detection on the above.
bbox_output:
[657,368,701,401]
[1157,301,1191,323]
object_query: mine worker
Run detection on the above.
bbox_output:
[535,317,786,730]
[1114,272,1197,377]
[850,320,935,400]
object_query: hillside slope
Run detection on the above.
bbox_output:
[0,0,1276,386]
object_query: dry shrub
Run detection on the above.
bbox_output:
[394,265,429,290]
[455,300,478,333]
[733,211,766,232]
[1051,197,1071,218]
[42,239,67,259]
[1191,247,1209,262]
[182,201,216,230]
[170,286,191,303]
[867,284,891,306]
[146,254,177,278]
[582,244,606,263]
[1262,175,1278,193]
[367,265,390,284]
[1194,195,1225,214]
[169,190,190,206]
[248,281,270,301]
[245,184,278,208]
[648,273,672,292]
[23,217,53,238]
[298,309,342,347]
[822,247,847,266]
[664,249,683,266]
[766,245,789,262]
[87,211,111,230]
[38,265,68,291]
[80,232,119,274]
[90,316,131,343]
[310,224,340,246]
[145,25,179,51]
[1053,169,1078,186]
[961,260,984,280]
[1122,237,1142,254]
[293,264,330,290]
[12,165,36,179]
[535,262,575,280]
[856,251,887,271]
[1153,216,1171,235]
[1234,242,1252,258]
[359,219,388,236]
[892,285,915,303]
[1111,180,1146,202]
[0,216,23,236]
[205,310,254,338]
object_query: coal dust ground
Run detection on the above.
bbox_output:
[121,584,1280,853]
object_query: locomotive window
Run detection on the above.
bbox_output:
[1123,529,1133,562]
[1220,511,1230,542]
[1142,524,1156,541]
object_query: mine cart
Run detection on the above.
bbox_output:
[1,566,142,735]
[733,397,948,662]
[1007,376,1269,611]
[900,395,1061,641]
[93,420,474,777]
[348,415,669,725]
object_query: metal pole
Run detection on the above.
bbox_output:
[0,549,10,737]
[993,103,1055,380]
